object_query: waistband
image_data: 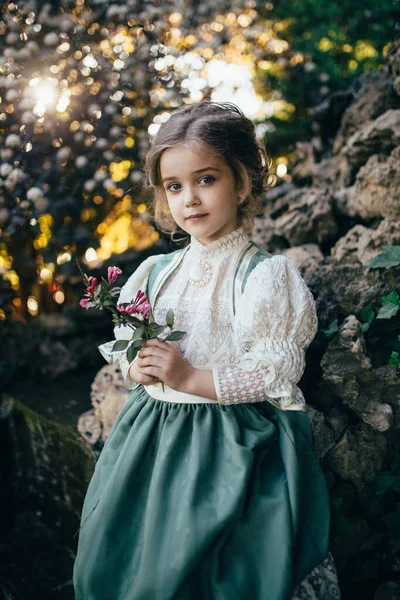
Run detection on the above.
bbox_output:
[143,382,218,404]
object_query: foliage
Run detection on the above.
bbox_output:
[361,246,400,368]
[257,0,397,149]
[78,263,185,381]
[0,0,395,321]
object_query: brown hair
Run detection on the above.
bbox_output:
[143,101,273,243]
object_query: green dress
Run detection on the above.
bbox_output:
[73,228,340,599]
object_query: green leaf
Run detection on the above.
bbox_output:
[364,245,400,269]
[102,299,114,307]
[381,504,400,547]
[126,315,144,327]
[375,472,400,495]
[148,325,167,339]
[165,309,174,328]
[130,339,144,348]
[360,305,375,324]
[321,319,339,337]
[127,345,138,363]
[112,340,129,352]
[391,453,400,475]
[377,303,399,320]
[389,351,400,368]
[132,326,145,341]
[146,322,160,330]
[164,330,186,341]
[382,290,400,305]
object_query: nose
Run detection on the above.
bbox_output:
[184,186,200,207]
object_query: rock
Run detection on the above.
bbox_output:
[311,153,352,191]
[387,41,400,96]
[325,408,348,440]
[326,423,388,491]
[269,187,338,246]
[290,140,319,182]
[321,315,394,432]
[341,109,400,181]
[331,218,400,265]
[77,409,102,445]
[0,579,21,599]
[311,89,355,142]
[306,406,337,459]
[0,395,94,540]
[90,363,129,442]
[39,339,80,378]
[333,70,398,153]
[309,260,399,318]
[281,244,324,269]
[251,213,283,251]
[348,146,400,219]
[374,581,400,600]
[36,313,77,338]
[331,515,370,558]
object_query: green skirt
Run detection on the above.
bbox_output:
[73,387,330,600]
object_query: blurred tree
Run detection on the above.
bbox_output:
[0,0,396,320]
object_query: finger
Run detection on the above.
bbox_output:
[140,365,161,379]
[144,339,169,350]
[138,355,165,368]
[138,348,165,359]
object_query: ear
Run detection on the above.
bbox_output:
[235,163,250,199]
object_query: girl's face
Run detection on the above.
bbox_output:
[159,143,244,246]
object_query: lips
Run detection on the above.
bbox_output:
[186,214,208,219]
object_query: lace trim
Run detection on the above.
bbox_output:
[189,226,249,259]
[155,296,232,317]
[98,340,139,390]
[291,551,341,600]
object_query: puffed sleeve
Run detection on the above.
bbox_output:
[212,254,318,411]
[98,253,165,389]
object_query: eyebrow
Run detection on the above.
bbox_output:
[161,167,222,184]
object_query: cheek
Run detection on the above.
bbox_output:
[166,198,183,217]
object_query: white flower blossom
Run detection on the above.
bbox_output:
[5,134,21,148]
[43,32,59,46]
[76,156,88,168]
[27,187,44,201]
[84,179,96,192]
[0,208,9,225]
[0,164,13,178]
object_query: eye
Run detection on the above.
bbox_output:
[199,175,215,185]
[167,183,181,192]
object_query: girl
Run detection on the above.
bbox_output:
[73,102,341,600]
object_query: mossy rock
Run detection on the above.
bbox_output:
[1,395,95,545]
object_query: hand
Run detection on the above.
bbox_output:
[136,338,193,392]
[128,358,159,386]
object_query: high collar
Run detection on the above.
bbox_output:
[188,226,249,259]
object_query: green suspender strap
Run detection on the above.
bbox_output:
[145,240,272,321]
[146,245,191,309]
[231,240,273,318]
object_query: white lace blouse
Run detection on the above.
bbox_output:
[98,226,318,411]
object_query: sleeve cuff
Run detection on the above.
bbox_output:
[212,366,224,404]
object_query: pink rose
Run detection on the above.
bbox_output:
[136,302,151,319]
[79,297,91,309]
[86,277,98,295]
[107,266,122,285]
[134,290,145,303]
[125,303,140,315]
